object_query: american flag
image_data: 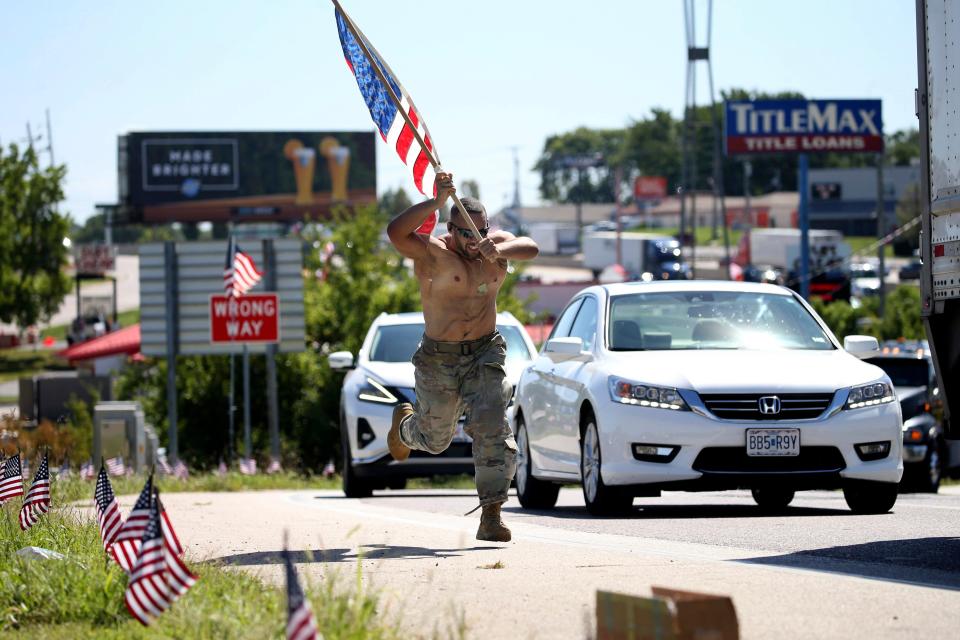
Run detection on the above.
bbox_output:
[335,4,438,234]
[172,459,189,480]
[106,456,126,477]
[95,465,124,551]
[110,475,153,573]
[0,454,5,476]
[224,236,263,298]
[284,543,320,640]
[19,453,51,531]
[0,453,23,504]
[55,460,72,479]
[157,494,185,557]
[80,460,96,480]
[322,459,336,478]
[239,457,257,475]
[267,458,282,474]
[156,453,173,476]
[124,489,197,626]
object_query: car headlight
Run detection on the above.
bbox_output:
[608,376,689,410]
[357,377,399,404]
[844,380,895,410]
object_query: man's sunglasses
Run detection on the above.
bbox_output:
[449,223,489,240]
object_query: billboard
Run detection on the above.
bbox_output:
[119,131,377,223]
[725,100,883,155]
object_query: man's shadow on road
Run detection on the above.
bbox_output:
[213,543,500,566]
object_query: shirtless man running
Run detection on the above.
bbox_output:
[385,171,539,542]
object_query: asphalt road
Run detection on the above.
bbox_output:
[154,486,960,639]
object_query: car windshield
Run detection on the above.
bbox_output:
[867,357,928,387]
[852,265,878,278]
[369,323,533,363]
[607,290,834,351]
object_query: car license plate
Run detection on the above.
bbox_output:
[746,429,800,457]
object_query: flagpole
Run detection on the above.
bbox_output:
[333,0,484,242]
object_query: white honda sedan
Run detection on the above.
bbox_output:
[512,281,903,515]
[328,311,537,497]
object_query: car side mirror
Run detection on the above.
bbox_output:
[328,351,355,371]
[843,335,880,359]
[544,337,594,363]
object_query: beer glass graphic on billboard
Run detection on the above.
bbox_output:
[284,139,317,205]
[320,136,351,202]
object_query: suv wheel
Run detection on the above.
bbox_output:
[580,419,632,516]
[917,441,943,493]
[341,415,374,498]
[751,487,795,512]
[515,416,560,509]
[843,481,898,514]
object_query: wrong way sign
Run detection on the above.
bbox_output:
[209,293,280,343]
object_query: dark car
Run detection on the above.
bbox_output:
[867,340,960,492]
[898,260,922,281]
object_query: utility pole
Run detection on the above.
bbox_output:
[682,0,727,280]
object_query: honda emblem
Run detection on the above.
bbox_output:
[758,396,781,415]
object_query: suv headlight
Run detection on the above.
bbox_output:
[357,377,399,404]
[844,380,895,410]
[608,376,689,410]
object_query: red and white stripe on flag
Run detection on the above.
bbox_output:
[19,455,51,531]
[125,491,196,626]
[384,99,437,234]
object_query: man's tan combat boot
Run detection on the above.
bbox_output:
[476,502,511,542]
[388,403,413,461]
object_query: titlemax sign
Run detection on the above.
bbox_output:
[725,99,883,155]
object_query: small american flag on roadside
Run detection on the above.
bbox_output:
[110,475,153,573]
[80,460,96,480]
[19,453,51,531]
[284,541,320,640]
[95,464,124,551]
[0,453,23,504]
[173,459,189,480]
[124,489,197,626]
[157,494,185,557]
[157,453,173,476]
[239,458,257,475]
[106,456,126,477]
[224,236,263,298]
[322,459,336,478]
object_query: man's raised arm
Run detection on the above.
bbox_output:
[387,171,455,259]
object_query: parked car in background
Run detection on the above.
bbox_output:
[850,262,882,298]
[512,281,903,515]
[328,311,537,497]
[866,340,959,493]
[898,260,922,281]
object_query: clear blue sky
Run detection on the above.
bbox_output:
[1,0,919,223]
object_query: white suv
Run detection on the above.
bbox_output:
[329,311,537,497]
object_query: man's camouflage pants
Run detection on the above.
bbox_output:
[399,331,517,507]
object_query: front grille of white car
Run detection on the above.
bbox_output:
[699,393,835,421]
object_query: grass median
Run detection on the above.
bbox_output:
[0,474,469,639]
